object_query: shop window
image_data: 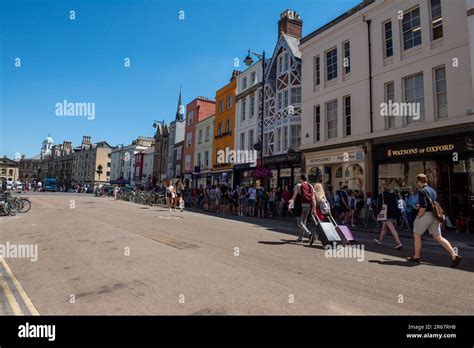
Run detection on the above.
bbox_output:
[345,164,364,191]
[308,167,322,184]
[335,167,342,178]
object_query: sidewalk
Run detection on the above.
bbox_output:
[187,206,474,248]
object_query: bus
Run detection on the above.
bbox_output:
[43,178,57,192]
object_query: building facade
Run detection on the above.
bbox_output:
[173,140,184,180]
[72,136,113,187]
[183,97,215,187]
[0,157,19,183]
[300,0,474,221]
[194,114,214,188]
[233,60,263,187]
[212,71,239,186]
[262,10,304,189]
[112,136,154,185]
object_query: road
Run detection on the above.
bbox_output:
[0,192,473,315]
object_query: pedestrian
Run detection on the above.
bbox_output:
[215,185,222,213]
[165,180,175,212]
[348,190,356,227]
[257,188,265,218]
[238,186,247,216]
[407,174,462,267]
[364,192,379,226]
[281,185,292,217]
[309,183,331,246]
[210,185,217,212]
[374,186,403,250]
[114,184,119,201]
[289,174,315,242]
[406,187,419,228]
[268,188,276,217]
[176,180,185,212]
[248,185,257,217]
[397,191,410,231]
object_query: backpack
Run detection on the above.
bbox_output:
[318,198,331,215]
[421,189,445,223]
[300,182,313,204]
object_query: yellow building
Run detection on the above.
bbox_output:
[212,71,239,186]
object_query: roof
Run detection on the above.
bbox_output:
[300,0,376,45]
[0,157,19,165]
[282,33,301,59]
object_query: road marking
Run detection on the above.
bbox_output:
[0,256,40,315]
[0,274,22,315]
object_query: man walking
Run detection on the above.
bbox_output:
[407,174,462,268]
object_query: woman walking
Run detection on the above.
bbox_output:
[374,187,403,250]
[165,180,175,212]
[175,180,185,212]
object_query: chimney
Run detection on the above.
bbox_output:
[81,136,91,145]
[278,10,302,39]
[230,70,241,81]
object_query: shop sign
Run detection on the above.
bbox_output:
[307,149,364,166]
[374,137,472,161]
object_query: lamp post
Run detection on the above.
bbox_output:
[244,49,265,170]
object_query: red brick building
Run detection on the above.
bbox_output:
[183,97,215,187]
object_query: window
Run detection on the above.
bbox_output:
[197,153,201,167]
[226,119,231,133]
[430,0,443,40]
[278,55,283,74]
[434,66,447,118]
[402,7,422,51]
[326,47,338,81]
[263,133,269,156]
[283,126,288,150]
[205,126,210,142]
[242,99,246,121]
[343,41,350,74]
[383,20,393,58]
[277,92,282,110]
[284,90,289,108]
[176,164,181,177]
[219,100,224,113]
[291,87,301,105]
[385,81,395,129]
[198,129,202,144]
[403,73,425,124]
[313,55,320,88]
[284,52,289,71]
[251,71,256,84]
[343,95,351,136]
[185,155,191,171]
[276,128,282,153]
[218,122,222,136]
[250,94,255,117]
[177,147,182,161]
[314,105,321,142]
[227,95,233,110]
[249,130,254,150]
[243,77,247,90]
[186,133,192,148]
[240,132,245,150]
[326,99,338,139]
[204,151,209,168]
[290,125,301,149]
[187,111,194,126]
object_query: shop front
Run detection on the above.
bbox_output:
[233,163,257,188]
[304,146,367,193]
[373,134,474,223]
[263,152,301,189]
[210,169,233,187]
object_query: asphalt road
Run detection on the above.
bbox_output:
[0,192,473,315]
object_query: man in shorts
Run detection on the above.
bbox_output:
[407,174,461,268]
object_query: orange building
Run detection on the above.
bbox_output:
[211,71,239,186]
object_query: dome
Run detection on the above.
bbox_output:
[43,134,54,144]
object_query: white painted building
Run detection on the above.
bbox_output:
[194,115,214,187]
[300,0,473,221]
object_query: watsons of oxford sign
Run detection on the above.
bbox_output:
[387,144,455,158]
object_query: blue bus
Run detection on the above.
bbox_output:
[43,178,57,192]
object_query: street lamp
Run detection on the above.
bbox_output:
[244,49,266,170]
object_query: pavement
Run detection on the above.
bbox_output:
[0,192,473,315]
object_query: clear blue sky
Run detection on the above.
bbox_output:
[0,0,360,158]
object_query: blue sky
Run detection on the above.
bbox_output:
[0,0,360,158]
